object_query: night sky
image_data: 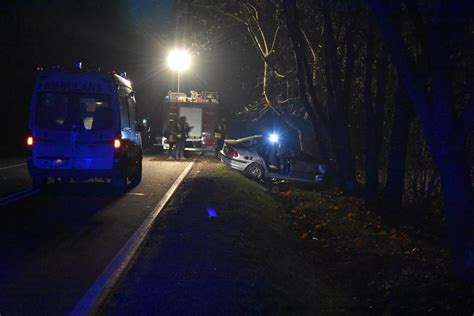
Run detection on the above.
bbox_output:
[1,0,258,155]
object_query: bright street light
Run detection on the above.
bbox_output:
[167,49,191,71]
[167,49,192,92]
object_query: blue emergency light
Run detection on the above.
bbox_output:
[73,61,82,70]
[269,133,279,143]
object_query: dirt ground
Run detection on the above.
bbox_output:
[105,159,474,315]
[277,180,474,314]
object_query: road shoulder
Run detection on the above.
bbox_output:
[104,161,324,314]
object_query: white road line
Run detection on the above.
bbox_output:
[0,163,27,171]
[0,188,39,207]
[71,161,195,316]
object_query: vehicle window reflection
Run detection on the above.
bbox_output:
[35,92,112,131]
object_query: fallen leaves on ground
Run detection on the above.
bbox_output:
[276,186,474,314]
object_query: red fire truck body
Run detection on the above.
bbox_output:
[158,91,219,150]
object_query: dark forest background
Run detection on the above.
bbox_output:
[179,0,474,279]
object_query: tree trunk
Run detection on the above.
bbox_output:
[322,0,357,191]
[374,53,386,181]
[363,22,376,204]
[435,151,474,278]
[384,81,413,211]
[366,51,387,205]
[282,0,332,164]
[369,0,474,279]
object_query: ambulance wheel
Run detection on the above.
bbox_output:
[130,160,142,187]
[32,176,47,189]
[112,174,127,194]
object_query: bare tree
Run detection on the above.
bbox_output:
[369,0,474,280]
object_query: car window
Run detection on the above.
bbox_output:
[79,95,112,130]
[35,92,71,130]
[119,96,130,129]
[127,96,137,130]
[35,92,112,131]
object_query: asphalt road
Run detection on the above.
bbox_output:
[0,157,30,198]
[0,155,191,315]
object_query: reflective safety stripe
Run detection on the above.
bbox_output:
[214,133,221,139]
[177,133,183,138]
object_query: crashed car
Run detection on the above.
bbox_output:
[220,134,326,184]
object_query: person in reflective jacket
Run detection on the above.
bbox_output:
[175,116,190,160]
[214,118,227,159]
[164,119,177,159]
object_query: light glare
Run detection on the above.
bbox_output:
[269,133,279,143]
[114,138,121,149]
[207,207,217,218]
[27,136,34,146]
[167,49,191,71]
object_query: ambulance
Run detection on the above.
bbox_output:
[26,64,144,193]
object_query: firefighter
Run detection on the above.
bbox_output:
[276,142,290,174]
[214,118,227,159]
[163,119,177,159]
[175,116,190,160]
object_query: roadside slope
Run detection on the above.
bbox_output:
[105,161,324,314]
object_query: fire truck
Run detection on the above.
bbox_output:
[155,90,219,152]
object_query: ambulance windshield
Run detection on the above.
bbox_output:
[35,92,112,131]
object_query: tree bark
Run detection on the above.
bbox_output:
[384,81,413,211]
[322,0,357,191]
[366,49,387,206]
[363,22,376,204]
[374,53,386,178]
[436,149,474,278]
[369,0,474,280]
[282,0,331,164]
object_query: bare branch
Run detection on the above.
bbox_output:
[246,7,269,55]
[244,2,259,21]
[272,69,287,78]
[301,29,317,82]
[255,105,272,122]
[368,0,430,121]
[246,26,290,79]
[247,27,266,57]
[191,4,248,26]
[269,26,281,54]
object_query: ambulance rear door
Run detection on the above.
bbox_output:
[31,92,75,170]
[73,93,116,170]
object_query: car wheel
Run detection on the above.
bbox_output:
[246,164,264,180]
[130,159,142,187]
[112,174,128,194]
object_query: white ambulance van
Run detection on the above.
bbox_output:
[26,65,143,193]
